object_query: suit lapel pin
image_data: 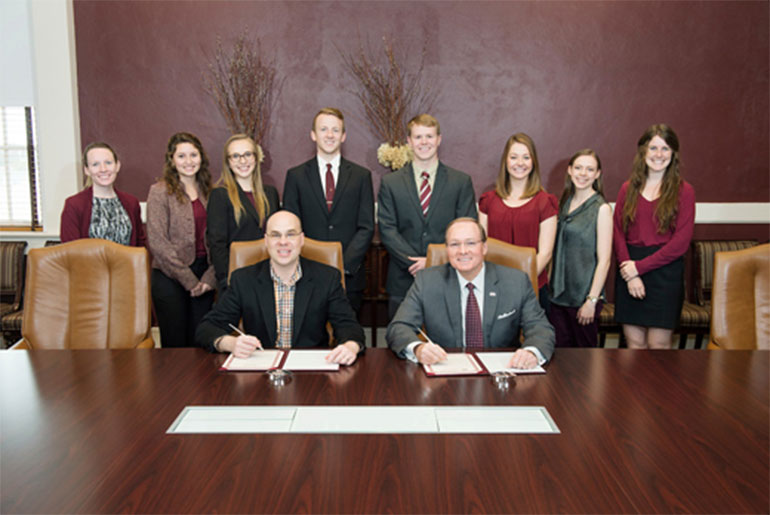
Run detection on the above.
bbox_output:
[489,291,496,297]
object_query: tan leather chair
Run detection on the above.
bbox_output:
[12,239,154,349]
[425,237,538,298]
[228,237,345,288]
[708,243,769,350]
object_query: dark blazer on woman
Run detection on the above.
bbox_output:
[146,182,216,291]
[206,183,280,292]
[60,186,146,246]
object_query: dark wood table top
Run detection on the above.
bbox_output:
[1,348,768,514]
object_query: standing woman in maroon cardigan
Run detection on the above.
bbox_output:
[206,134,280,293]
[147,132,216,348]
[613,124,695,349]
[60,142,146,246]
[478,133,558,310]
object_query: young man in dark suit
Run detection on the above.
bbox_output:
[283,108,374,315]
[195,210,365,365]
[386,218,554,369]
[378,114,477,319]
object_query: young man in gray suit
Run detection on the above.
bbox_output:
[386,218,554,369]
[283,108,374,315]
[377,114,477,319]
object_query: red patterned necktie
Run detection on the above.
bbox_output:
[325,163,335,211]
[419,171,431,216]
[465,283,484,349]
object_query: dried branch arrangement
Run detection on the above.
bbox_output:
[204,31,280,149]
[338,35,439,170]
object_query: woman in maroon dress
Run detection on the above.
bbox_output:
[479,133,558,310]
[613,124,695,349]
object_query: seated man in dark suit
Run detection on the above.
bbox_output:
[386,217,554,369]
[196,210,365,365]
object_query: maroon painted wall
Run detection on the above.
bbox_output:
[74,1,769,209]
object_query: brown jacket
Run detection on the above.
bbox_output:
[146,182,216,290]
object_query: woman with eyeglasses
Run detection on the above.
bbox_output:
[146,132,216,347]
[613,124,695,349]
[60,142,146,247]
[207,134,280,293]
[478,133,558,311]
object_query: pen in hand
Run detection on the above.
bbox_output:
[228,323,263,351]
[417,328,448,363]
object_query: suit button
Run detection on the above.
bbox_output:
[329,225,333,230]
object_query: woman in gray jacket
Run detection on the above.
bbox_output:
[147,132,216,347]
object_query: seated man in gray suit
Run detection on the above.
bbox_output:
[386,217,554,369]
[196,210,365,365]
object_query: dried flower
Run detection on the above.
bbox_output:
[377,143,413,170]
[203,31,281,147]
[338,35,439,168]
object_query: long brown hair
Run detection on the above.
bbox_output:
[622,124,683,233]
[162,132,212,203]
[218,134,269,226]
[558,149,605,210]
[494,133,542,200]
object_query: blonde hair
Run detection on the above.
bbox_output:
[82,141,119,188]
[494,133,542,200]
[407,114,441,136]
[312,107,345,133]
[219,134,269,226]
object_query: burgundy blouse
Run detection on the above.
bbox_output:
[613,180,696,275]
[479,189,558,288]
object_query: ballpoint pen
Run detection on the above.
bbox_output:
[228,323,264,351]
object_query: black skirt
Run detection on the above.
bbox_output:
[614,245,684,329]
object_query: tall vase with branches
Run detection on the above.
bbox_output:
[204,31,281,160]
[338,35,439,170]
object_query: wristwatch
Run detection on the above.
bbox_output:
[586,295,599,303]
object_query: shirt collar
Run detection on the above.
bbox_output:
[413,160,439,180]
[317,154,341,173]
[270,261,303,287]
[455,262,485,292]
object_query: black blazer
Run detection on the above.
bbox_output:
[377,161,477,299]
[195,257,365,352]
[283,157,374,292]
[206,183,280,292]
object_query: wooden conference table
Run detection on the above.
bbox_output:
[1,348,768,513]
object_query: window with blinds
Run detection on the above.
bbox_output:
[0,106,40,229]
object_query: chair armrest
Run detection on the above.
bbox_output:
[9,338,31,350]
[136,336,155,349]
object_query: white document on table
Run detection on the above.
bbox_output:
[291,406,438,433]
[220,349,284,371]
[167,406,560,434]
[423,353,484,376]
[436,407,559,433]
[282,350,339,371]
[169,406,296,433]
[474,352,546,374]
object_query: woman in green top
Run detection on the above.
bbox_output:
[548,149,612,347]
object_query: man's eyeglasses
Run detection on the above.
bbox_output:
[447,240,482,250]
[267,231,301,240]
[228,151,255,162]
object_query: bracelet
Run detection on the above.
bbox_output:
[626,274,639,282]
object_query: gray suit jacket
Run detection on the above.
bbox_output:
[377,161,477,299]
[386,262,555,361]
